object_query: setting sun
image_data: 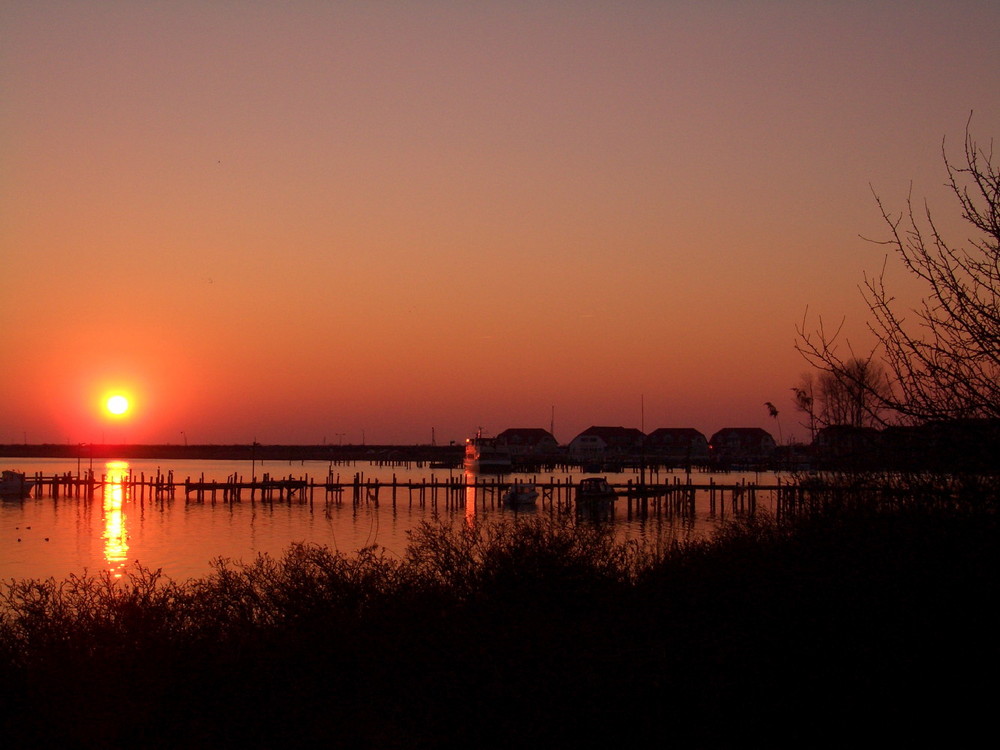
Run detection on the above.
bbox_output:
[106,394,129,416]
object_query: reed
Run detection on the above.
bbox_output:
[0,480,996,747]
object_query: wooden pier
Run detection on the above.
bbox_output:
[15,469,823,520]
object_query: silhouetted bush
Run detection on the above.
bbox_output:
[1,486,996,747]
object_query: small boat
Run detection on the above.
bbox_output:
[464,433,512,473]
[1,470,35,498]
[575,476,617,519]
[502,482,539,509]
[576,476,617,502]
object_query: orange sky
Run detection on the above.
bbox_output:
[2,1,999,446]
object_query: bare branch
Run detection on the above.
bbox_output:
[797,117,1000,425]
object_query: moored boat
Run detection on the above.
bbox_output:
[1,470,35,498]
[576,476,617,501]
[464,433,512,473]
[502,481,539,509]
[575,476,617,519]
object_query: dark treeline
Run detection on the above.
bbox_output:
[1,476,997,747]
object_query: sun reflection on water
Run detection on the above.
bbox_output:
[102,461,130,577]
[464,471,477,528]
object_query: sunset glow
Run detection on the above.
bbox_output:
[106,395,130,417]
[2,3,998,446]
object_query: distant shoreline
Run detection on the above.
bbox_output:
[0,443,464,462]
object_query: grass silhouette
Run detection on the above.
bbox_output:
[1,478,996,747]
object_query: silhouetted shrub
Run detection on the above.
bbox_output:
[0,492,996,747]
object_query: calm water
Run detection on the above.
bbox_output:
[1,458,781,582]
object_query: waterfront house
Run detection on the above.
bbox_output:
[881,418,1000,471]
[814,425,880,468]
[495,428,560,459]
[567,426,646,461]
[644,428,710,462]
[708,427,776,464]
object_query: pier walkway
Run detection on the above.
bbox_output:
[15,468,829,520]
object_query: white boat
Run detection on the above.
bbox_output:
[464,434,512,473]
[502,482,539,508]
[1,470,35,498]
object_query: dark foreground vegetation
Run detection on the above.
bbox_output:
[1,478,997,748]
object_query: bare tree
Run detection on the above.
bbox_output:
[798,118,1000,424]
[792,358,888,436]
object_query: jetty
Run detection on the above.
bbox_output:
[12,467,839,521]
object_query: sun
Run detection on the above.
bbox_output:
[106,395,130,416]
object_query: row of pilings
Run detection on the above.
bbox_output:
[19,469,842,521]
